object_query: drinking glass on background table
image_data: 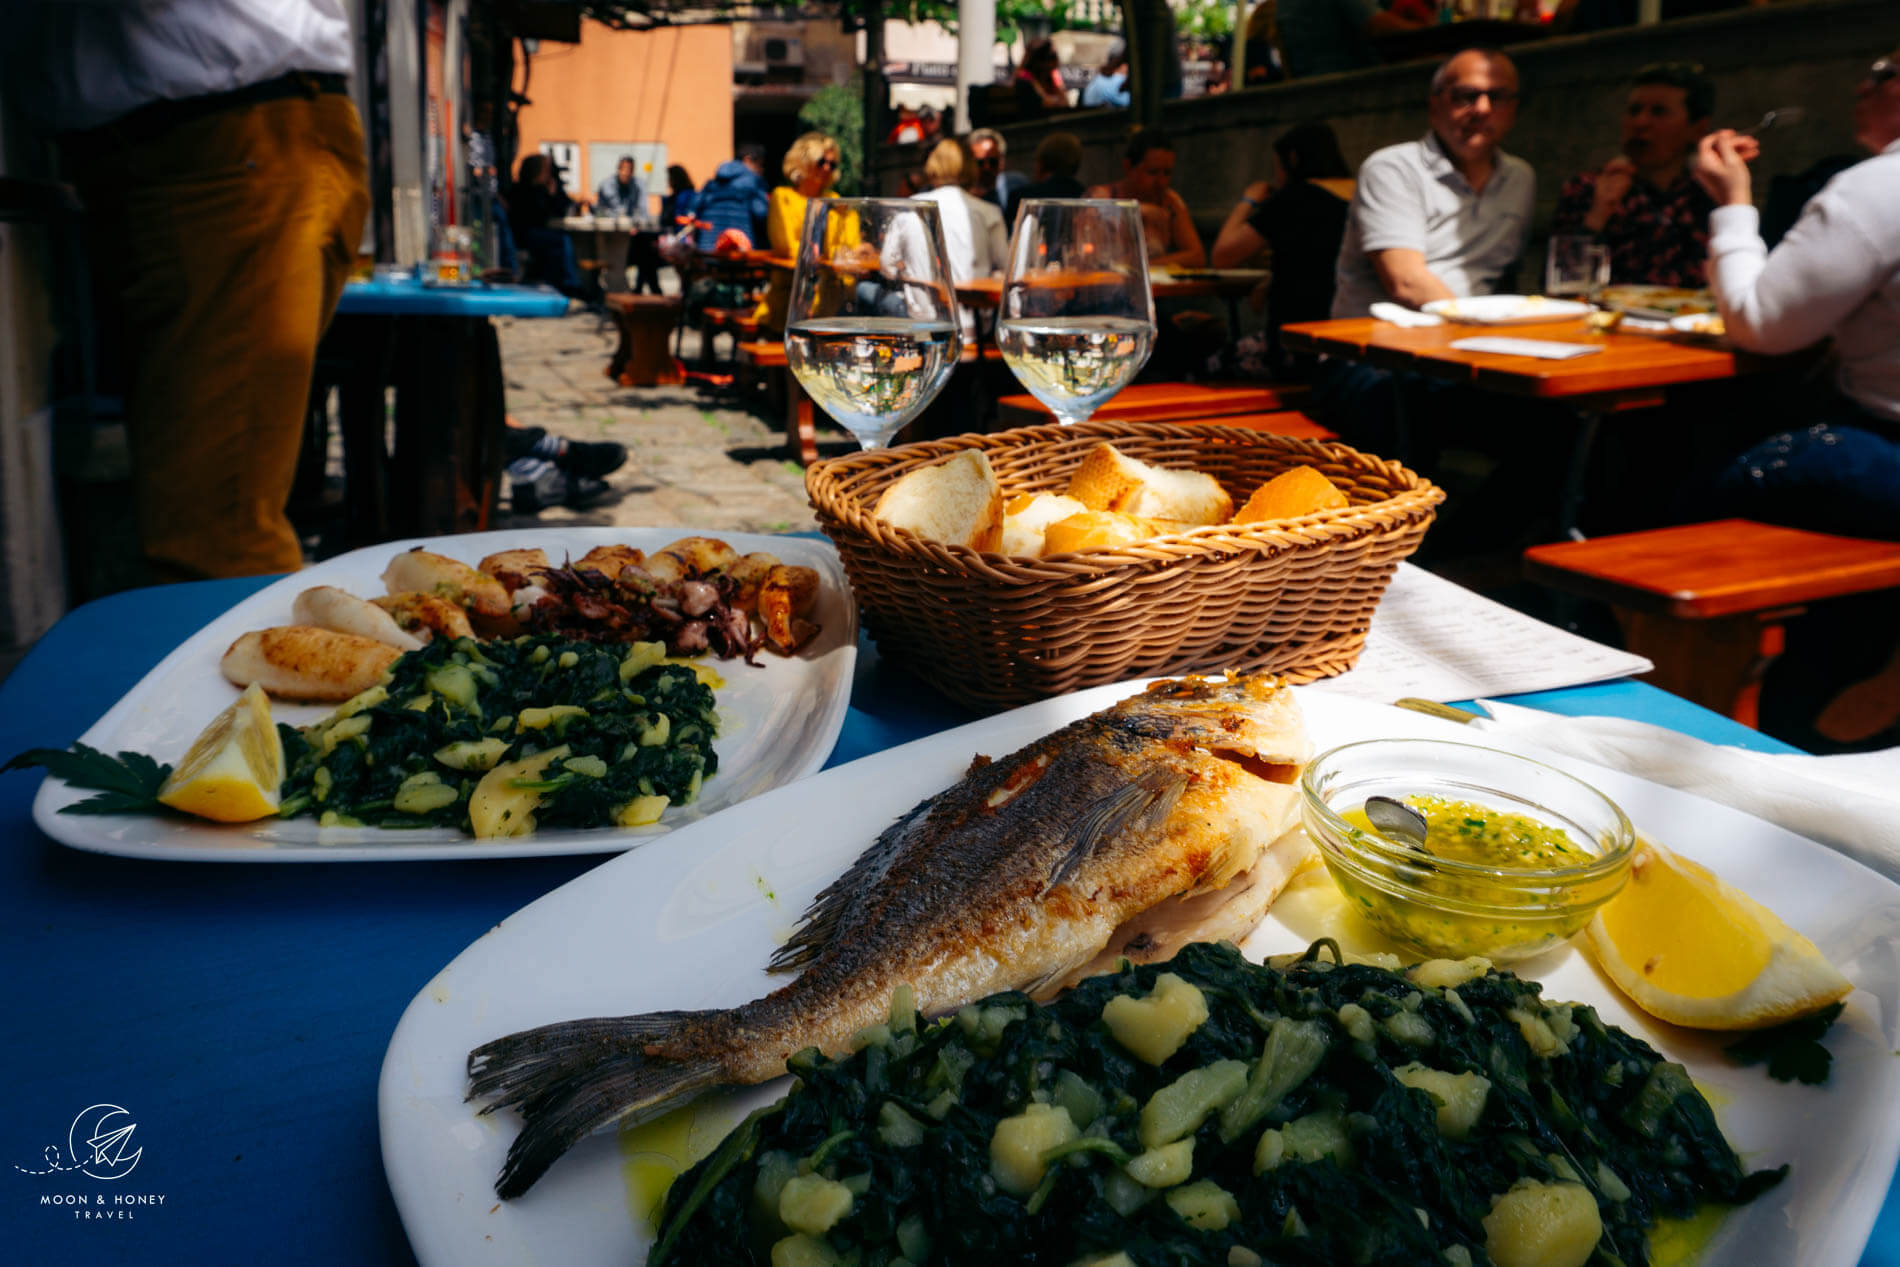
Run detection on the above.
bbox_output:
[784,198,962,450]
[1546,234,1610,304]
[998,199,1157,426]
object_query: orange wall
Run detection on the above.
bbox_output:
[513,21,733,214]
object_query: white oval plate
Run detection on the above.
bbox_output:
[1424,295,1596,325]
[30,527,856,862]
[378,682,1900,1267]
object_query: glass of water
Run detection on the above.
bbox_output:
[784,198,962,450]
[1545,234,1610,304]
[998,200,1156,426]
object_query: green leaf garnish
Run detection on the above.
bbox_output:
[1724,1001,1846,1085]
[2,744,173,815]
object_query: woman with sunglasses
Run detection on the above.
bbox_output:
[755,131,844,336]
[1689,50,1900,752]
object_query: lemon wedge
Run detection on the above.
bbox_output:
[1582,838,1851,1030]
[156,683,285,823]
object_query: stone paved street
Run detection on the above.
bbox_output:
[487,309,840,536]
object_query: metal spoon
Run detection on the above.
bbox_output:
[1364,795,1436,868]
[1743,107,1805,137]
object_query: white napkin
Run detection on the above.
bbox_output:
[1469,699,1900,880]
[1370,302,1442,328]
[1449,337,1604,359]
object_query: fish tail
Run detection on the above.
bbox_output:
[467,1009,726,1198]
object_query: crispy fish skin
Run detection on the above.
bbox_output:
[468,673,1311,1198]
[220,626,401,701]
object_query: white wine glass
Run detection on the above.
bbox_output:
[997,199,1156,426]
[783,198,963,450]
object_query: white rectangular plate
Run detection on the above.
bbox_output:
[378,683,1900,1267]
[30,528,857,863]
[1425,295,1595,325]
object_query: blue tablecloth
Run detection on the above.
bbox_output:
[336,277,569,318]
[2,576,1894,1264]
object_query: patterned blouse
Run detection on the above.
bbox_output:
[1552,170,1716,288]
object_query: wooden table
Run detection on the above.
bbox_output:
[954,272,1257,310]
[1279,315,1776,533]
[306,278,569,553]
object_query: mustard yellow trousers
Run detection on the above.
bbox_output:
[71,90,369,581]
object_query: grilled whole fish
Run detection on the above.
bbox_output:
[467,673,1313,1198]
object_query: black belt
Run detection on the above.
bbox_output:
[61,71,350,162]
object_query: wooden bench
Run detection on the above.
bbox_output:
[604,293,683,388]
[995,381,1311,429]
[737,340,818,465]
[700,306,760,366]
[1523,519,1900,727]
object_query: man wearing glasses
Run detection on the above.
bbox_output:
[1553,62,1717,287]
[1330,49,1534,319]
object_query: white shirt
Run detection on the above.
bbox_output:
[11,0,354,132]
[1332,132,1535,318]
[1707,140,1900,424]
[916,186,1008,340]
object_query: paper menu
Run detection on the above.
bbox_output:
[1301,564,1653,704]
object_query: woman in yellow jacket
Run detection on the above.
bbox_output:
[755,131,843,335]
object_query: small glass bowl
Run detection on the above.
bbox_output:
[1300,739,1635,963]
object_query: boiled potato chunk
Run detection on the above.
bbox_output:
[468,745,569,838]
[770,1233,843,1267]
[1124,1138,1194,1189]
[989,1102,1077,1196]
[778,1174,854,1236]
[1482,1180,1603,1267]
[1139,1059,1248,1148]
[1102,973,1209,1066]
[1394,1063,1491,1140]
[1164,1179,1241,1231]
[434,737,510,771]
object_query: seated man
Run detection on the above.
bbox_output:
[1552,61,1717,287]
[1318,50,1561,548]
[1004,132,1087,229]
[595,156,644,219]
[1331,48,1534,319]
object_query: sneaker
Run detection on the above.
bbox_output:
[562,473,611,508]
[557,439,628,479]
[507,456,563,514]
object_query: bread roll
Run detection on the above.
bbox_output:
[1235,466,1350,524]
[1000,492,1090,557]
[872,450,1003,551]
[1041,510,1167,556]
[1065,443,1233,525]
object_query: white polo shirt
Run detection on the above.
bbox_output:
[1332,132,1535,318]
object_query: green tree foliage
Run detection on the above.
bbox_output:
[798,78,865,195]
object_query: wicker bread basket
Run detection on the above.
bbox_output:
[806,419,1444,712]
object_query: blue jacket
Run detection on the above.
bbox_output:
[693,160,768,251]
